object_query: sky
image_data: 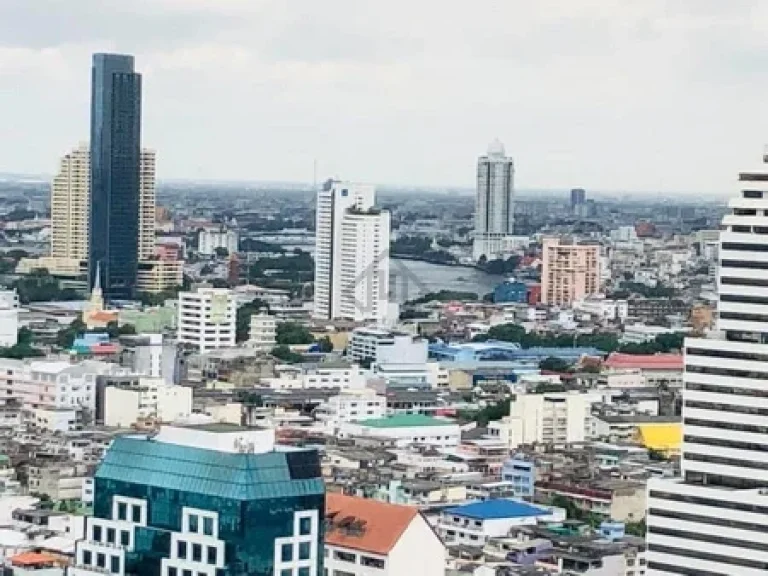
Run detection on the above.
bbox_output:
[1,1,768,194]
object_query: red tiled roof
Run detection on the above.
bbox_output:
[10,552,59,567]
[603,352,683,371]
[325,493,418,555]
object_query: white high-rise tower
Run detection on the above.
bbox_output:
[473,139,515,261]
[646,149,768,575]
[313,179,390,323]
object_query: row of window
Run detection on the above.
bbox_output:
[687,345,768,363]
[685,417,768,435]
[685,399,768,417]
[687,364,768,380]
[686,381,768,398]
[330,549,385,568]
[187,513,215,536]
[82,550,120,574]
[92,525,130,547]
[281,541,311,563]
[649,489,768,515]
[167,568,212,576]
[649,507,768,537]
[176,540,218,564]
[684,451,768,471]
[647,543,768,570]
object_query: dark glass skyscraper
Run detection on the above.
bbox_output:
[89,53,142,301]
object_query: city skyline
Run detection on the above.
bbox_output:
[2,1,768,194]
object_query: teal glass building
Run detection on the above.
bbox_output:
[70,426,325,576]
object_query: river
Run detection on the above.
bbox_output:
[389,258,504,303]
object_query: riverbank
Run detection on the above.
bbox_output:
[390,258,503,303]
[390,253,470,268]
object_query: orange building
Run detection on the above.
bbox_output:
[541,237,600,306]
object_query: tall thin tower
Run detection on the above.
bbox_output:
[89,53,142,301]
[473,139,515,261]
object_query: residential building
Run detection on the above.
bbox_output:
[89,53,143,301]
[177,287,236,352]
[51,143,90,261]
[119,333,179,385]
[501,454,536,500]
[313,179,390,323]
[28,460,91,501]
[489,391,595,449]
[248,312,276,350]
[198,226,239,256]
[262,362,366,390]
[339,414,461,447]
[69,424,324,576]
[591,415,681,454]
[314,392,387,433]
[646,152,768,575]
[136,258,182,294]
[437,500,554,546]
[602,353,683,387]
[348,327,428,364]
[0,289,19,347]
[325,493,445,576]
[473,139,515,261]
[103,377,192,427]
[138,148,156,260]
[621,324,680,344]
[536,480,646,522]
[541,237,600,306]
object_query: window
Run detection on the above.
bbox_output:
[207,546,217,564]
[93,525,102,542]
[299,541,311,560]
[97,553,106,568]
[121,530,130,546]
[282,543,293,562]
[192,543,202,562]
[167,568,177,576]
[361,556,386,569]
[280,570,292,576]
[203,516,214,536]
[117,502,127,521]
[189,514,199,533]
[107,527,115,544]
[183,571,192,576]
[298,568,310,576]
[299,516,312,535]
[132,505,141,523]
[83,550,92,565]
[177,540,187,559]
[111,555,120,574]
[334,550,357,563]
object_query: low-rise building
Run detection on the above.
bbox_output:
[314,392,386,433]
[602,353,683,387]
[339,414,461,447]
[348,327,428,364]
[247,312,276,350]
[535,480,646,522]
[103,378,193,428]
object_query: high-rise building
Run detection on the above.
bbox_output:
[570,188,586,210]
[139,148,157,260]
[473,139,515,261]
[540,237,601,306]
[69,424,324,576]
[314,179,390,322]
[645,151,768,575]
[51,144,156,264]
[51,143,90,261]
[177,287,236,352]
[89,53,142,301]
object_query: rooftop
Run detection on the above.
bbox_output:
[179,423,260,433]
[326,493,418,555]
[603,352,683,371]
[357,414,455,429]
[444,499,549,520]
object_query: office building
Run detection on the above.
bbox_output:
[177,287,236,352]
[646,152,768,575]
[325,493,445,576]
[51,143,90,261]
[473,139,515,261]
[70,424,324,576]
[89,53,142,301]
[314,179,390,323]
[541,237,601,306]
[52,143,156,267]
[198,227,239,256]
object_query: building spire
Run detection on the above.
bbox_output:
[92,261,102,297]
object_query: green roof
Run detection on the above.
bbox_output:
[94,436,323,501]
[358,414,454,428]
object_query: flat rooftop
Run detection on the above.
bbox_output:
[178,423,264,433]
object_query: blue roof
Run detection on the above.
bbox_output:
[444,499,549,520]
[94,436,324,501]
[429,341,602,363]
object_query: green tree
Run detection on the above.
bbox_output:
[214,247,229,258]
[270,345,304,364]
[56,317,87,349]
[235,298,270,342]
[316,336,334,353]
[276,322,314,345]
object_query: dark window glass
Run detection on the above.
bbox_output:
[111,555,120,574]
[207,545,217,565]
[117,502,127,520]
[188,514,198,533]
[282,543,293,562]
[93,525,102,542]
[203,516,214,536]
[299,541,311,560]
[177,540,187,559]
[192,543,202,562]
[299,516,312,535]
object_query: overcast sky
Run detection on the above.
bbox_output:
[1,0,767,193]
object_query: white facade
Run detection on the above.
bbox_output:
[247,312,276,350]
[339,418,461,448]
[104,378,193,427]
[348,327,428,364]
[573,296,629,322]
[313,180,390,323]
[473,139,515,261]
[314,392,387,433]
[177,287,236,352]
[262,363,366,390]
[646,153,768,575]
[198,227,239,256]
[489,391,595,449]
[0,289,19,347]
[622,324,678,344]
[139,148,157,260]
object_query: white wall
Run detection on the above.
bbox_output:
[386,514,445,576]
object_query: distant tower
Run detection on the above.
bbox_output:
[570,188,586,212]
[51,143,90,261]
[473,139,515,261]
[138,148,157,260]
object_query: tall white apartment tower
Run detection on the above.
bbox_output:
[139,148,157,260]
[51,143,90,260]
[50,144,156,261]
[177,287,236,352]
[646,150,768,575]
[473,139,515,261]
[314,179,390,323]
